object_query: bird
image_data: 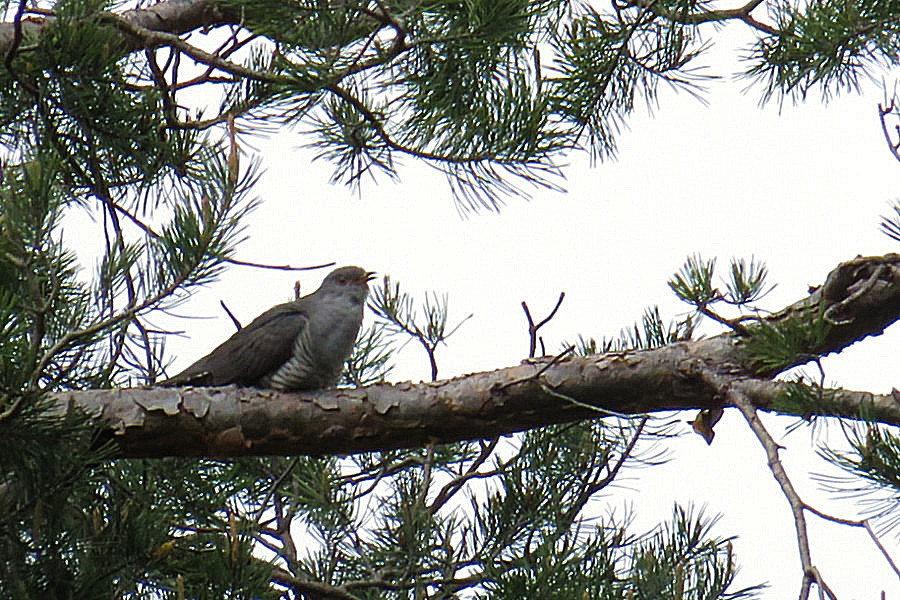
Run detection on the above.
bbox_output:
[160,266,375,391]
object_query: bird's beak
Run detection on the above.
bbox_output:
[364,271,377,282]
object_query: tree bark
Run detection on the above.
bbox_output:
[47,253,900,458]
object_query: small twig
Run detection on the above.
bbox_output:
[620,0,780,35]
[252,532,284,556]
[172,30,256,95]
[878,101,900,163]
[254,458,298,526]
[429,437,500,514]
[145,48,179,129]
[104,197,161,239]
[219,300,242,331]
[224,258,336,271]
[865,520,900,578]
[339,455,419,486]
[4,0,39,96]
[424,339,439,382]
[803,504,900,578]
[521,292,565,358]
[272,494,301,575]
[0,395,26,423]
[697,302,750,335]
[4,0,26,70]
[342,456,424,503]
[417,444,435,508]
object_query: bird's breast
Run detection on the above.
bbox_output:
[308,306,363,364]
[266,299,364,391]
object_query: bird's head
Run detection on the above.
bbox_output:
[319,266,375,304]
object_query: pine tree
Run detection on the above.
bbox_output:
[1,1,899,598]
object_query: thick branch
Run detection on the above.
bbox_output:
[41,253,900,457]
[0,0,234,57]
[49,362,900,458]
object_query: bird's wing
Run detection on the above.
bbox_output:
[160,302,310,387]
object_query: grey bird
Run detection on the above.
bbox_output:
[160,266,374,391]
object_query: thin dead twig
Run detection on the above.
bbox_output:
[728,388,835,600]
[521,292,565,358]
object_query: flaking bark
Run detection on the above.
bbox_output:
[0,0,232,57]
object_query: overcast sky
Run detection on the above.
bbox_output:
[129,22,900,598]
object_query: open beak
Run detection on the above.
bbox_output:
[364,271,377,282]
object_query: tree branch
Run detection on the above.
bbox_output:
[36,253,900,457]
[620,0,780,36]
[0,0,234,58]
[728,389,833,600]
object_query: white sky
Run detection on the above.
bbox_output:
[136,20,900,599]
